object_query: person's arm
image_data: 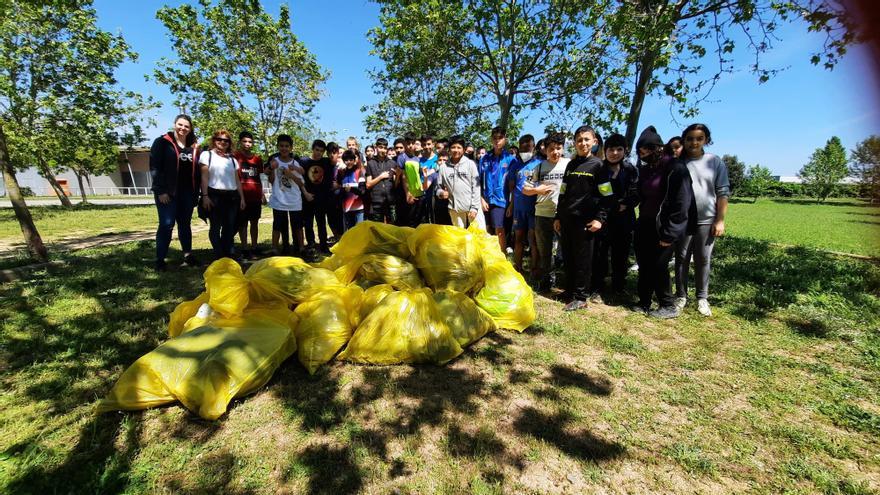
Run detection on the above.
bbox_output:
[658,164,693,245]
[149,138,170,203]
[234,158,246,209]
[622,164,640,210]
[469,162,481,218]
[199,153,212,210]
[713,156,730,236]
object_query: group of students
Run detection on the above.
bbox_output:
[150,114,729,319]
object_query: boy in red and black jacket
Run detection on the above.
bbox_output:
[233,131,266,259]
[553,125,610,311]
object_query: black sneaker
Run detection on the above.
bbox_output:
[564,300,588,311]
[154,260,167,272]
[182,254,201,267]
[649,306,681,319]
[630,303,651,314]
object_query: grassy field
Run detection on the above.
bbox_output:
[727,198,880,258]
[0,204,160,244]
[1,202,879,493]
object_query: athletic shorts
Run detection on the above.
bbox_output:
[487,205,506,230]
[238,201,262,227]
[272,209,304,232]
[512,207,535,232]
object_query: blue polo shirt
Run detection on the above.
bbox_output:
[509,155,541,212]
[480,149,515,208]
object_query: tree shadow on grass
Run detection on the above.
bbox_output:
[769,198,875,208]
[513,406,625,462]
[710,236,880,333]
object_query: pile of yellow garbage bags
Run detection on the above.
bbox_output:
[98,222,535,419]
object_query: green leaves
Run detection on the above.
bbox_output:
[800,136,850,202]
[154,0,327,153]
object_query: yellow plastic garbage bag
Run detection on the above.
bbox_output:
[334,254,424,290]
[204,258,249,317]
[319,221,414,271]
[472,222,507,266]
[97,308,298,420]
[168,291,209,338]
[357,283,395,324]
[433,290,497,347]
[339,288,463,365]
[407,224,483,293]
[246,256,341,306]
[293,286,363,374]
[474,262,536,331]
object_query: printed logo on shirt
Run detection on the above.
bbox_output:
[307,164,324,185]
[179,152,193,163]
[598,181,613,196]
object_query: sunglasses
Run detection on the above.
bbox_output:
[214,137,231,143]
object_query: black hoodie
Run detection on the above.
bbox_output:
[149,132,200,196]
[554,154,609,224]
[656,159,696,243]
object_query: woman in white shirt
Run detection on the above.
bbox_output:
[200,129,246,259]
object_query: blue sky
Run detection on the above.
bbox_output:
[95,0,879,176]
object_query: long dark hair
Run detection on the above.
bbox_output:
[173,114,197,147]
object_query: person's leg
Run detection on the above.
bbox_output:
[449,209,467,228]
[315,204,329,250]
[366,203,384,222]
[634,222,654,309]
[271,209,283,252]
[353,210,364,227]
[674,232,694,300]
[217,192,238,257]
[207,190,224,258]
[154,194,176,266]
[513,228,526,272]
[654,242,676,309]
[250,219,259,251]
[610,227,632,292]
[291,210,305,253]
[302,201,316,247]
[328,201,344,240]
[592,230,609,293]
[175,187,195,256]
[343,211,355,232]
[693,224,715,300]
[534,217,553,290]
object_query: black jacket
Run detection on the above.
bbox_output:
[657,159,697,243]
[149,132,200,196]
[599,159,639,226]
[555,155,609,223]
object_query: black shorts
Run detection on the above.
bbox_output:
[238,201,262,227]
[273,209,304,233]
[487,205,506,230]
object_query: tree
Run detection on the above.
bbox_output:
[154,0,327,154]
[367,0,627,135]
[742,163,774,202]
[603,0,862,147]
[0,0,140,261]
[722,154,746,196]
[850,135,880,203]
[800,136,848,202]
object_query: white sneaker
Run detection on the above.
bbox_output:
[674,297,687,311]
[697,298,712,317]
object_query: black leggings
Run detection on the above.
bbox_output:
[207,188,239,258]
[634,220,675,308]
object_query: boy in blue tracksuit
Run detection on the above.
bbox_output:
[480,125,516,250]
[505,134,541,277]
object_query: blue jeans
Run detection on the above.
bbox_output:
[343,210,364,232]
[155,188,194,262]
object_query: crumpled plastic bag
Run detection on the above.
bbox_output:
[204,258,250,317]
[334,254,424,290]
[246,256,341,306]
[293,286,363,374]
[474,261,536,332]
[168,291,209,338]
[473,222,507,267]
[339,288,462,365]
[357,283,395,326]
[319,221,414,271]
[433,290,497,347]
[407,224,483,293]
[98,307,298,420]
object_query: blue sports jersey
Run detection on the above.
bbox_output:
[509,156,541,212]
[420,154,438,181]
[480,149,515,208]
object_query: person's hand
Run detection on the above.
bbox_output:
[712,219,725,237]
[332,180,340,190]
[467,210,477,221]
[506,205,512,218]
[240,198,246,210]
[158,193,171,204]
[304,191,314,202]
[201,194,213,211]
[536,184,553,195]
[587,220,602,232]
[481,198,489,212]
[553,219,561,234]
[406,192,415,204]
[659,240,672,247]
[438,189,449,200]
[380,171,390,180]
[618,204,627,212]
[261,194,267,205]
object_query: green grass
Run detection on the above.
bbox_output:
[727,197,880,257]
[0,200,879,493]
[0,204,160,242]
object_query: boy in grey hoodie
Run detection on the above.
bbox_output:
[436,135,486,230]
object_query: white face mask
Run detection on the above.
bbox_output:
[519,152,533,162]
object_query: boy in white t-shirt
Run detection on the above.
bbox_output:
[268,134,311,255]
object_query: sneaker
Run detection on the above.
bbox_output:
[649,306,681,319]
[505,247,514,255]
[181,253,201,268]
[630,304,650,315]
[589,293,604,304]
[697,298,712,317]
[154,260,167,272]
[564,300,588,311]
[674,296,687,311]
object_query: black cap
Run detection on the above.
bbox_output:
[636,126,663,149]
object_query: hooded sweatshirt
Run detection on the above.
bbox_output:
[554,154,609,223]
[149,132,200,196]
[436,156,481,213]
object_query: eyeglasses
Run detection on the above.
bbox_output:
[214,137,231,143]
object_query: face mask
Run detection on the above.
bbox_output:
[519,152,533,162]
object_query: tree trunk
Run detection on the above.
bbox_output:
[37,158,73,207]
[497,91,514,132]
[74,168,88,204]
[625,48,660,150]
[0,125,48,262]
